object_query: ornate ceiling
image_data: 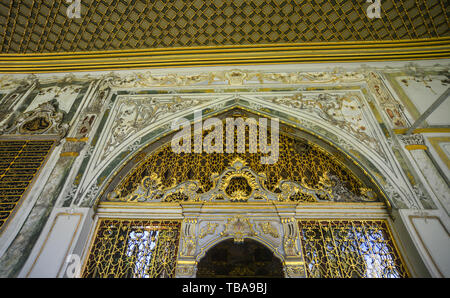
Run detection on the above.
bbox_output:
[0,0,449,72]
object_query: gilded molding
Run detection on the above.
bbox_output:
[0,100,69,139]
[405,144,428,151]
[1,39,449,73]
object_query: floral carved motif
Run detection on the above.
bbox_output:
[104,70,366,88]
[199,223,219,239]
[221,215,257,243]
[106,157,378,203]
[263,92,380,151]
[258,222,279,238]
[398,134,425,146]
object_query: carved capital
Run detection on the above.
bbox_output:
[175,263,197,278]
[180,218,198,257]
[398,134,425,146]
[284,263,307,278]
[282,218,301,257]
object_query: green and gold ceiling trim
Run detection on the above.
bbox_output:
[0,0,449,72]
[1,38,449,73]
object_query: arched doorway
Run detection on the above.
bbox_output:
[196,238,284,278]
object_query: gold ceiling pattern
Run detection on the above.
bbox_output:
[0,0,449,54]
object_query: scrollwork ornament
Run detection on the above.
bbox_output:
[105,69,366,88]
[63,183,79,205]
[180,238,196,257]
[261,92,382,152]
[384,181,417,209]
[199,223,219,239]
[176,264,196,277]
[107,156,378,203]
[84,183,100,206]
[258,222,279,238]
[102,95,212,159]
[0,100,69,139]
[412,184,435,209]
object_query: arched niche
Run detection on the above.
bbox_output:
[196,238,284,278]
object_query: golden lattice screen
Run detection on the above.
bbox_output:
[82,218,409,278]
[0,140,54,231]
[110,127,380,204]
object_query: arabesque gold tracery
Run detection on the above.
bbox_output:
[0,140,54,232]
[106,118,380,204]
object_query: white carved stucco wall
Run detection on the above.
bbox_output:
[0,61,447,277]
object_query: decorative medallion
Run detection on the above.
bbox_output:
[0,101,68,139]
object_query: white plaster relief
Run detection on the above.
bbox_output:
[2,62,450,279]
[26,85,82,114]
[103,69,366,89]
[253,92,382,152]
[0,65,437,212]
[396,75,450,126]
